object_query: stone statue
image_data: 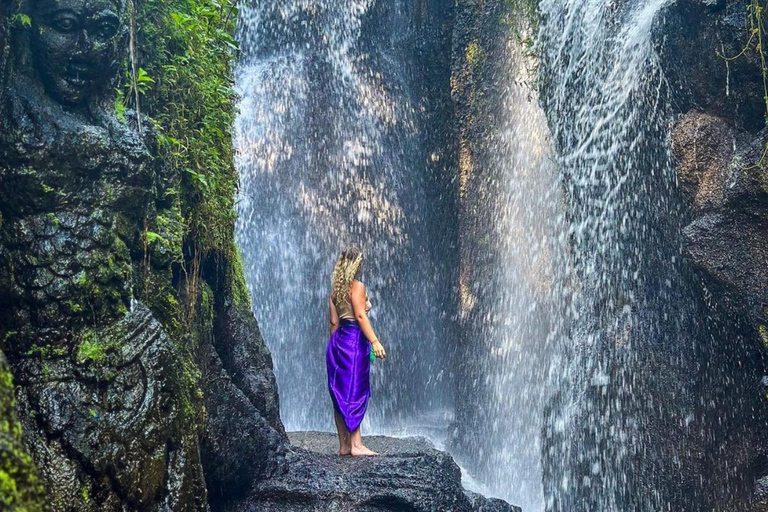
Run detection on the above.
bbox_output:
[29,0,122,105]
[0,0,208,509]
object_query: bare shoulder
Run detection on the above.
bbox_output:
[350,280,366,294]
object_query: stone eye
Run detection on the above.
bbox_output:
[52,17,77,32]
[94,23,117,40]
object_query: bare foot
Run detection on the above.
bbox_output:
[350,445,378,456]
[339,447,351,456]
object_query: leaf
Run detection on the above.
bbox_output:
[137,68,156,84]
[183,168,210,189]
[146,231,166,244]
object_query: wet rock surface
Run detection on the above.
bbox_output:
[672,110,768,325]
[219,431,519,512]
[669,109,768,511]
[0,0,287,509]
[201,339,287,504]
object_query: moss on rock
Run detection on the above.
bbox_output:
[0,354,44,512]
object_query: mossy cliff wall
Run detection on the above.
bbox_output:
[0,0,285,509]
[0,4,45,511]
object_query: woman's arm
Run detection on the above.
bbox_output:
[350,281,387,359]
[329,296,339,336]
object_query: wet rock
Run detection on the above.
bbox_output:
[201,340,287,504]
[659,0,767,131]
[11,303,208,510]
[220,431,521,512]
[684,209,768,299]
[671,109,768,323]
[672,112,738,211]
[212,302,286,437]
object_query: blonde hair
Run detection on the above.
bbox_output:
[331,247,364,305]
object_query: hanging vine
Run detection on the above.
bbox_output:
[718,0,768,167]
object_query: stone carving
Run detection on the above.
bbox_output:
[0,1,209,509]
[29,0,123,105]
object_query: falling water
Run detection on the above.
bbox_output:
[536,0,723,510]
[451,22,562,511]
[234,0,455,432]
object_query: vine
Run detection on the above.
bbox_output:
[718,0,768,168]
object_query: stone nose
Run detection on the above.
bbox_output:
[74,29,98,53]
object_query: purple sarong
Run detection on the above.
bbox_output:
[326,319,371,432]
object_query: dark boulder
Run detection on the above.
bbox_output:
[211,301,286,437]
[220,431,520,512]
[200,340,287,504]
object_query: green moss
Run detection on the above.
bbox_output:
[24,344,66,359]
[75,327,124,368]
[76,335,107,365]
[229,245,252,312]
[155,210,184,260]
[0,357,44,511]
[759,324,768,350]
[465,40,486,69]
[76,342,105,365]
[63,300,84,314]
[45,212,58,228]
[80,483,90,504]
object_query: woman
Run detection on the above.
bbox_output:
[326,248,387,456]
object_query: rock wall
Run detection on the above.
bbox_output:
[661,1,768,508]
[0,0,286,509]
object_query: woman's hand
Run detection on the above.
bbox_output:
[371,339,387,359]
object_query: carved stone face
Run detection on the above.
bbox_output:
[29,0,122,104]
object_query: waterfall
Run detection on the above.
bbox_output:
[233,0,752,510]
[451,21,562,511]
[234,0,455,433]
[536,0,725,510]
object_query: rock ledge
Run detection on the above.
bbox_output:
[222,431,520,512]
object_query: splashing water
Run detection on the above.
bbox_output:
[451,24,562,511]
[536,0,728,510]
[234,0,744,510]
[234,0,455,432]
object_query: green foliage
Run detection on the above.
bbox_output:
[134,68,155,94]
[76,336,107,365]
[9,12,31,28]
[145,230,165,245]
[0,358,44,511]
[114,89,127,122]
[129,0,239,258]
